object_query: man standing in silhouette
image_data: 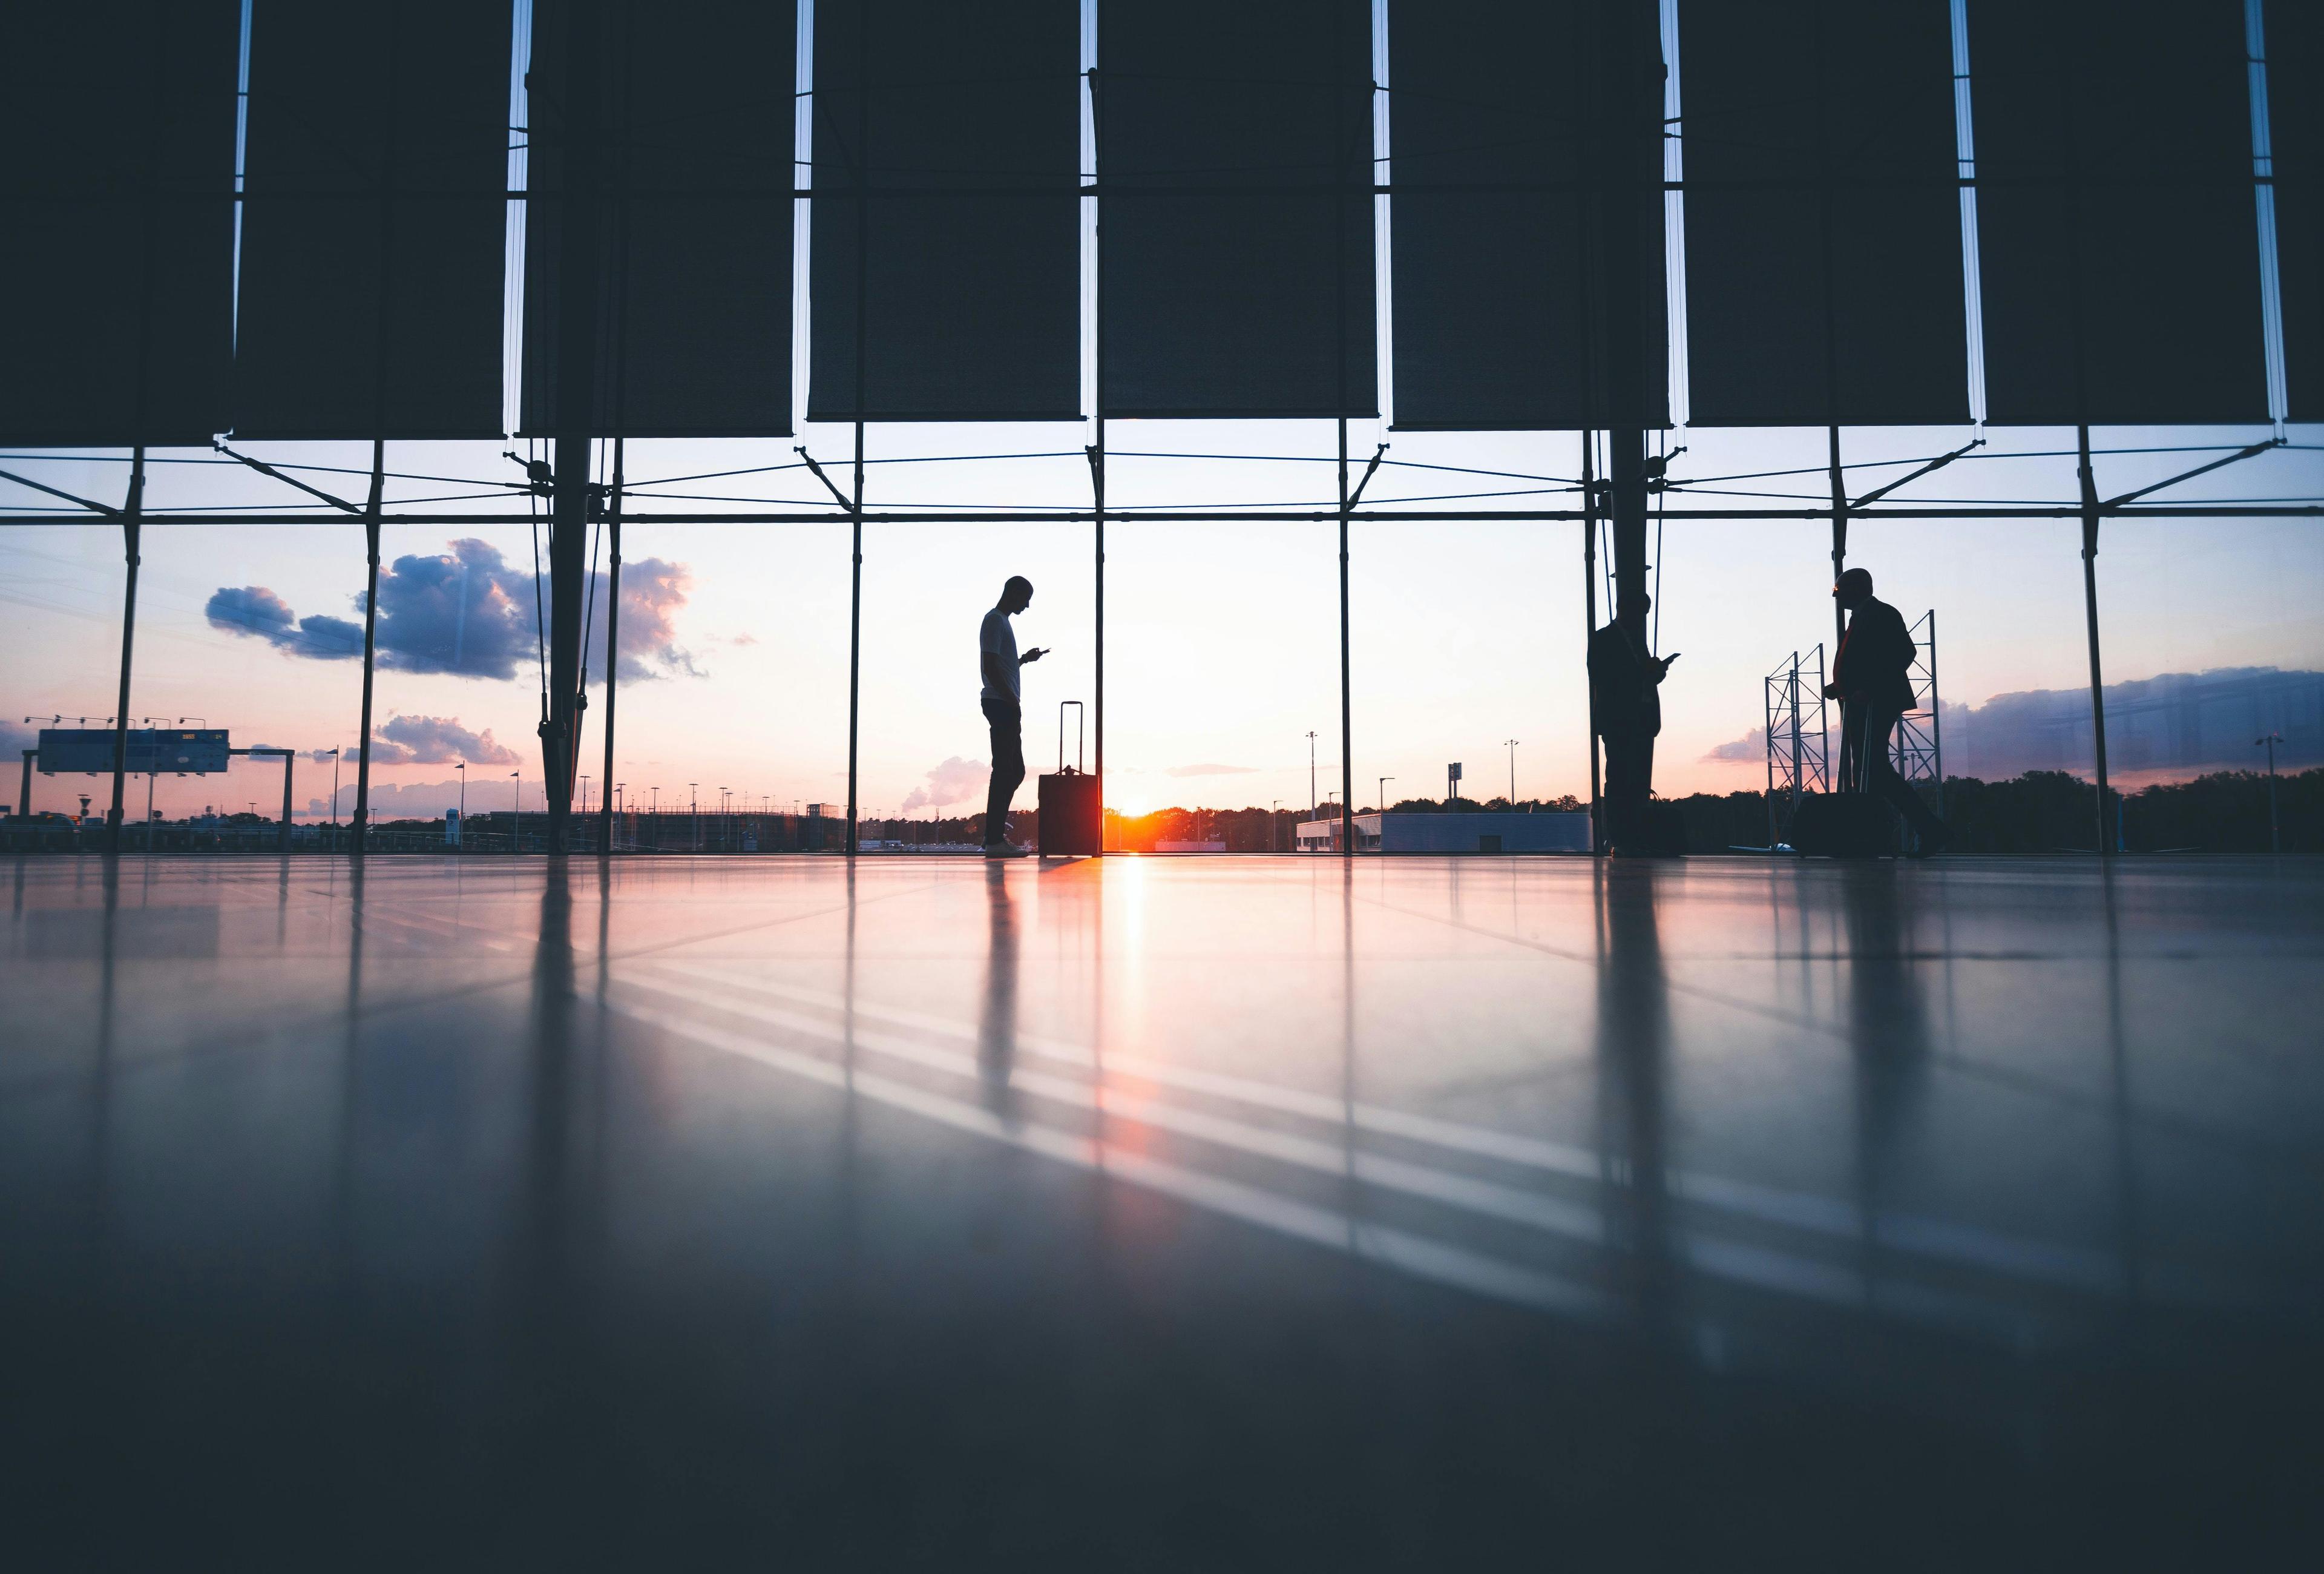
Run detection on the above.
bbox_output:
[980,575,1046,857]
[1825,567,1950,855]
[1589,587,1675,854]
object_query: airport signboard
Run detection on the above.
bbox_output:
[36,729,232,774]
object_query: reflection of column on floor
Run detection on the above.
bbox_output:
[331,857,367,1280]
[85,858,122,1294]
[1839,868,1932,1308]
[1342,866,1357,1255]
[980,866,1019,1124]
[518,861,591,1429]
[2101,865,2144,1312]
[1594,864,1672,1331]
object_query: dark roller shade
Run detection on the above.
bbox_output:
[1389,0,1667,430]
[2268,0,2323,422]
[1100,0,1375,419]
[235,2,513,440]
[1681,1,1966,428]
[523,0,796,437]
[1970,0,2265,426]
[809,0,1080,421]
[0,2,240,447]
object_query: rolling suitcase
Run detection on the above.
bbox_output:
[1640,799,1690,857]
[1786,793,1894,857]
[1037,700,1101,856]
[1787,708,1895,857]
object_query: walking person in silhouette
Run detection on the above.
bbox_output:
[1825,567,1951,856]
[1589,587,1676,854]
[980,575,1046,857]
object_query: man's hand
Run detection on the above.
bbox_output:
[1019,647,1046,664]
[1822,682,1843,700]
[1651,652,1679,680]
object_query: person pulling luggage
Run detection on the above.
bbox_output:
[1824,568,1951,857]
[980,575,1047,857]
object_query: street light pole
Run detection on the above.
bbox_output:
[511,771,520,854]
[2258,732,2283,854]
[1306,731,1318,817]
[456,760,467,853]
[1505,739,1519,806]
[1378,777,1392,814]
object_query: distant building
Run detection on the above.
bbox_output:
[1295,810,1590,854]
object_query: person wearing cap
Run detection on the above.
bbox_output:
[1588,585,1676,854]
[1825,567,1951,855]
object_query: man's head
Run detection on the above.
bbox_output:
[1617,587,1651,624]
[999,575,1034,614]
[1833,567,1874,611]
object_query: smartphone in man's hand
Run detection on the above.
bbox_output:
[1020,646,1047,663]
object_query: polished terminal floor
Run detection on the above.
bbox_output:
[3,853,2320,1566]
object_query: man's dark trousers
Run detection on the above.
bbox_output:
[1845,702,1945,843]
[1601,732,1653,851]
[983,694,1024,845]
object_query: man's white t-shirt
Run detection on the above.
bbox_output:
[979,607,1019,704]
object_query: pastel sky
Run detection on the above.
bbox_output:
[4,418,2319,824]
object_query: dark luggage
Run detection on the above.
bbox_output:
[1789,704,1898,857]
[1037,700,1101,856]
[1787,792,1894,857]
[1640,800,1690,856]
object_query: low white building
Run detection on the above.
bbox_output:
[1295,811,1591,854]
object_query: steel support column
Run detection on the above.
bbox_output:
[1582,433,1603,853]
[2077,424,2112,855]
[1338,419,1353,859]
[542,0,604,855]
[597,440,623,855]
[846,423,863,857]
[1586,0,1655,641]
[1089,61,1108,851]
[1828,426,1848,649]
[105,449,146,851]
[352,441,384,854]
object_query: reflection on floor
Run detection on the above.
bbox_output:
[4,853,2320,1563]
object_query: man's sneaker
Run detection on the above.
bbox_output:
[983,841,1032,858]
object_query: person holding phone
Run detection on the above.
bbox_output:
[980,575,1047,856]
[1825,567,1949,855]
[1588,586,1677,854]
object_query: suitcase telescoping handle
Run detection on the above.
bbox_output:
[1059,700,1084,774]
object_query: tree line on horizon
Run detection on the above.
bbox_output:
[849,769,2320,855]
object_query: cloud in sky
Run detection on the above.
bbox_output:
[1166,762,1260,778]
[901,755,987,813]
[0,718,34,762]
[1702,667,2324,782]
[205,538,700,683]
[203,584,366,660]
[359,714,521,767]
[1701,729,1764,763]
